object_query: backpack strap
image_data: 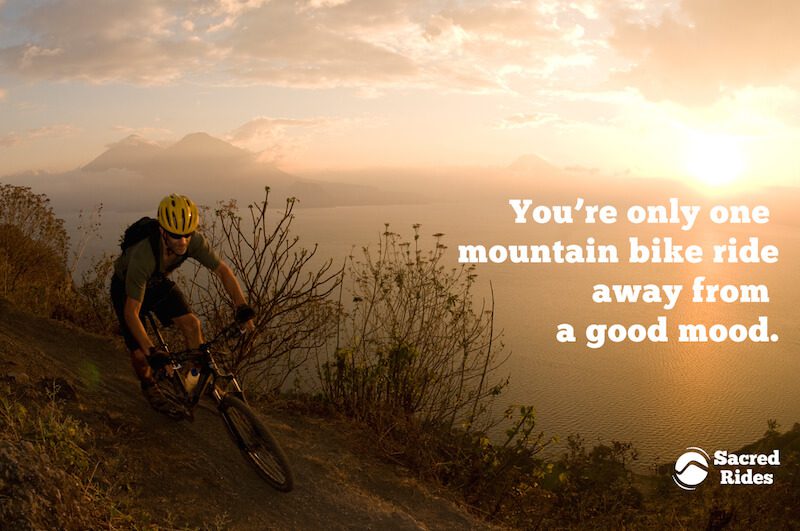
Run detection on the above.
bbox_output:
[148,225,162,274]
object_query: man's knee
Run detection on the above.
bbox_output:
[174,313,202,335]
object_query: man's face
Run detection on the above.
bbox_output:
[162,229,192,255]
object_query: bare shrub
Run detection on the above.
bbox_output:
[182,188,341,392]
[317,225,557,522]
[320,224,507,433]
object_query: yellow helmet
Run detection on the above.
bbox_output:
[157,194,199,235]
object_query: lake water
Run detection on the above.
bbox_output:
[71,198,800,469]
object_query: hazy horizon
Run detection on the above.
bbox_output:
[4,130,800,223]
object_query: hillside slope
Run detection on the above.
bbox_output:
[0,299,495,530]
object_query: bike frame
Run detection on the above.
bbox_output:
[145,313,246,408]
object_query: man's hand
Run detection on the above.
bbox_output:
[147,346,172,371]
[235,304,256,332]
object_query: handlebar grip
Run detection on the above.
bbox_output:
[147,347,172,370]
[235,304,255,323]
[225,323,245,339]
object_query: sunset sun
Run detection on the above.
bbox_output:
[684,133,746,188]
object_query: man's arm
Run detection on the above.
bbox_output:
[214,261,255,331]
[124,296,154,352]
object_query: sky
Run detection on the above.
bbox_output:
[1,0,800,190]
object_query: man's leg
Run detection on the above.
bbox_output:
[148,278,201,350]
[111,277,185,418]
[173,313,203,349]
[129,333,186,417]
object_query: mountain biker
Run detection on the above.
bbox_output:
[110,193,255,417]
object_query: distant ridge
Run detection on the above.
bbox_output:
[82,135,164,172]
[160,132,251,161]
[84,133,251,173]
[4,132,420,211]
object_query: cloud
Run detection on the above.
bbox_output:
[0,134,18,148]
[498,112,561,129]
[112,125,175,140]
[211,0,270,16]
[609,0,800,105]
[0,124,79,148]
[228,117,327,142]
[308,0,352,8]
[0,0,595,92]
[301,0,411,30]
[227,116,330,162]
[0,88,6,101]
[429,3,551,42]
[223,1,420,88]
[0,0,210,84]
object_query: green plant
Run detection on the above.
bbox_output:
[0,380,137,529]
[0,184,70,314]
[543,435,643,526]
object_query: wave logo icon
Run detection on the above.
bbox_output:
[673,447,710,490]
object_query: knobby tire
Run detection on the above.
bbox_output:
[220,395,294,492]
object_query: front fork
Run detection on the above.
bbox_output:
[211,373,246,405]
[208,349,246,405]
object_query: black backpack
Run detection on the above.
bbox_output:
[120,217,160,252]
[119,217,188,274]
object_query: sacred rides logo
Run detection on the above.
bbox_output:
[673,446,780,490]
[673,447,710,490]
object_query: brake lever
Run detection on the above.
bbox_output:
[225,323,246,340]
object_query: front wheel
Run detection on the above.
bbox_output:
[220,395,294,492]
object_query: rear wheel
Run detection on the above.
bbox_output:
[220,395,294,492]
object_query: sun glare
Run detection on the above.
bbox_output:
[684,133,746,188]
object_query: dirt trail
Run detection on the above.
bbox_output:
[0,299,496,530]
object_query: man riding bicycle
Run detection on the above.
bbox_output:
[110,194,255,417]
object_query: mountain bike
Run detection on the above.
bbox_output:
[145,312,294,492]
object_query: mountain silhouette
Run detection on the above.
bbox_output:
[82,135,165,172]
[161,132,251,161]
[2,133,418,212]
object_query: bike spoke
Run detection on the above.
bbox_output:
[249,451,289,482]
[221,396,294,491]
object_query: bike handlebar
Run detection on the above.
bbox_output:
[152,320,247,366]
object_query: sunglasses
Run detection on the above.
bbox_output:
[165,230,195,240]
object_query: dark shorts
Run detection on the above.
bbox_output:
[110,274,191,352]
